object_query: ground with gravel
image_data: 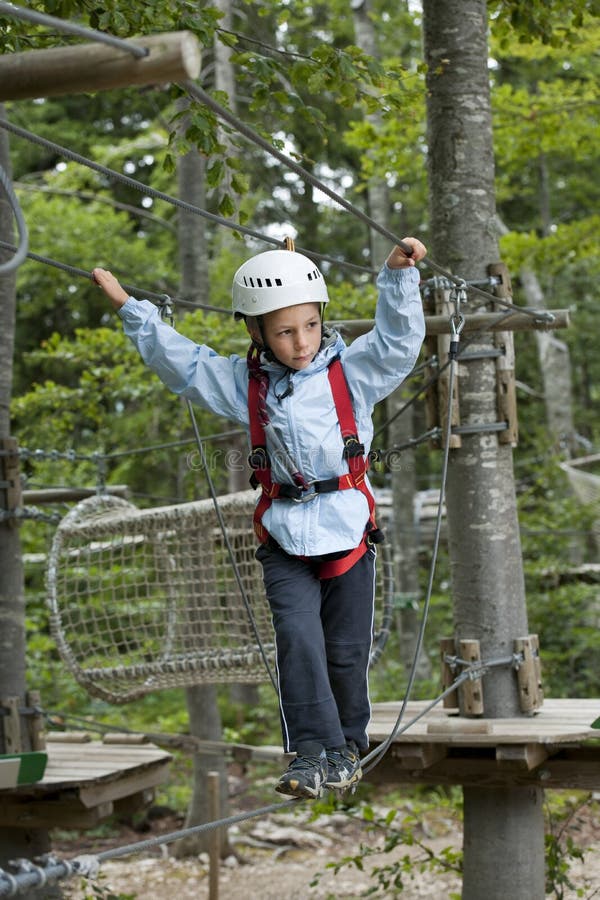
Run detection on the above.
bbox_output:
[54,786,600,899]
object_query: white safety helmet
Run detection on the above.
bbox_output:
[232,250,329,319]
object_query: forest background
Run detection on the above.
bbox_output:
[0,0,598,862]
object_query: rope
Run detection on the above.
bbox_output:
[0,799,296,897]
[0,1,148,58]
[0,161,28,275]
[0,121,557,320]
[361,310,462,774]
[184,396,279,692]
[180,81,555,323]
[0,119,276,247]
[0,121,376,280]
[0,646,517,898]
[0,116,555,321]
[0,238,232,313]
[4,430,245,463]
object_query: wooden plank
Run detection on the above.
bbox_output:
[368,699,600,745]
[427,720,493,736]
[78,761,171,808]
[103,732,150,745]
[1,742,172,796]
[46,731,93,743]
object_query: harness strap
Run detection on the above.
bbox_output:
[248,355,380,576]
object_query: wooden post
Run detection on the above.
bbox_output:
[0,437,21,528]
[514,635,544,713]
[26,690,46,751]
[434,285,461,449]
[440,637,458,709]
[208,771,221,900]
[459,640,484,716]
[0,32,201,102]
[490,262,519,445]
[1,697,22,753]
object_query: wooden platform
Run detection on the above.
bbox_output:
[0,737,172,829]
[367,698,600,790]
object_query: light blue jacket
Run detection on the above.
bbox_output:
[118,264,425,556]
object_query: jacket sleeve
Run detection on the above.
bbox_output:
[340,264,425,413]
[117,298,249,426]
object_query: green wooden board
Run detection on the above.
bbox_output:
[0,751,48,785]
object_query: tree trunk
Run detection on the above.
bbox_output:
[0,105,60,895]
[172,98,231,858]
[496,217,576,454]
[422,3,544,898]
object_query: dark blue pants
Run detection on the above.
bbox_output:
[256,542,376,753]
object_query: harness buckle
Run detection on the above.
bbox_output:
[289,483,319,503]
[248,446,269,469]
[342,435,365,459]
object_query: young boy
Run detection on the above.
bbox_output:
[92,236,426,799]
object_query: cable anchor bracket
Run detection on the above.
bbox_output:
[448,281,467,360]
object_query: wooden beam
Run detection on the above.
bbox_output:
[390,742,448,770]
[332,309,570,339]
[1,797,114,829]
[23,485,128,504]
[366,745,600,791]
[496,743,549,771]
[0,31,200,101]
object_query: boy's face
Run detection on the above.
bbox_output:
[251,302,322,370]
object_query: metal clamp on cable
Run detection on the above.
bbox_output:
[449,312,465,360]
[449,280,467,360]
[158,294,174,325]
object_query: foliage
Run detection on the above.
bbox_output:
[309,789,598,898]
[489,0,600,48]
[544,792,595,899]
[310,791,463,897]
[75,873,136,900]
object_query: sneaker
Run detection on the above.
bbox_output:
[275,741,328,799]
[325,740,362,790]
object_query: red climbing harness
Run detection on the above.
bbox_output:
[247,350,382,578]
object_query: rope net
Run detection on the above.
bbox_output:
[46,491,393,704]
